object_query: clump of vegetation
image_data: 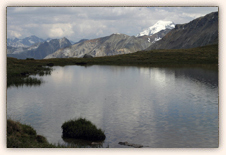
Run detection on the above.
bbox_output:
[7,119,55,148]
[46,63,54,66]
[7,77,42,88]
[26,58,35,60]
[7,58,52,87]
[61,118,106,141]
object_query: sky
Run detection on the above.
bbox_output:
[7,7,218,42]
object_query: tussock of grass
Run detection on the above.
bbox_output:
[62,118,106,141]
[7,119,55,148]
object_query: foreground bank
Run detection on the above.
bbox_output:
[7,119,60,148]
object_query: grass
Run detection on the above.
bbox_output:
[7,119,57,148]
[7,58,52,87]
[61,118,106,141]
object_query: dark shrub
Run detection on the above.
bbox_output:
[75,62,87,66]
[83,54,93,58]
[36,135,48,143]
[26,58,35,60]
[61,118,105,141]
[46,63,54,67]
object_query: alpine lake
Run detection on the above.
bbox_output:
[7,64,218,148]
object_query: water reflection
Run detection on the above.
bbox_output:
[7,65,218,148]
[62,137,104,148]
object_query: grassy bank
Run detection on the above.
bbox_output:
[7,57,52,87]
[7,119,59,148]
[7,44,218,87]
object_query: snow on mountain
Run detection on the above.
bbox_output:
[152,37,162,43]
[7,35,44,47]
[29,40,35,44]
[136,20,175,37]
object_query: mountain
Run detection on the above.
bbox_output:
[74,39,89,44]
[136,20,175,37]
[7,35,45,47]
[7,37,72,59]
[145,12,218,50]
[69,40,76,45]
[45,37,76,45]
[44,33,153,59]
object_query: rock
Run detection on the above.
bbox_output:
[118,141,143,148]
[83,54,93,58]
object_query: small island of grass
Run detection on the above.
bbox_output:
[61,118,106,141]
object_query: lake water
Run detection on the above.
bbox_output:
[7,65,218,148]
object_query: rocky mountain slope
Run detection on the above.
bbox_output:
[44,33,153,58]
[146,11,218,50]
[7,37,72,59]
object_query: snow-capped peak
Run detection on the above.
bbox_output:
[136,20,175,37]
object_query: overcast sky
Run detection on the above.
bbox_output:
[7,7,218,42]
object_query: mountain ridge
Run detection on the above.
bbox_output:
[45,33,152,58]
[145,11,218,50]
[7,37,72,59]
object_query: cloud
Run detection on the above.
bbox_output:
[7,30,22,38]
[45,23,74,38]
[7,7,218,41]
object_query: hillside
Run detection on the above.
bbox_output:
[44,33,152,58]
[146,12,218,50]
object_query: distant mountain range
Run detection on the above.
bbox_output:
[44,21,177,59]
[7,35,75,48]
[7,11,218,59]
[7,37,72,59]
[45,34,153,58]
[7,35,45,48]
